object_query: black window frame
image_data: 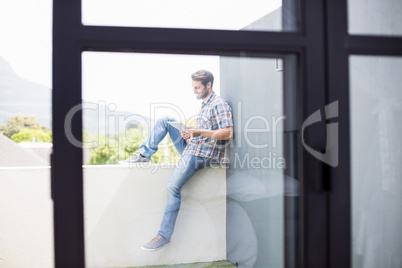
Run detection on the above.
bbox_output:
[52,0,402,267]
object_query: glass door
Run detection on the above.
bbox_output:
[79,51,300,268]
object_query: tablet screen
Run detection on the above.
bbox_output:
[167,122,188,132]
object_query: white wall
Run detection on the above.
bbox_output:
[0,167,54,268]
[0,165,226,268]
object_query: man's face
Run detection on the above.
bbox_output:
[192,80,210,100]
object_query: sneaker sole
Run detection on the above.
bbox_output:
[141,242,171,252]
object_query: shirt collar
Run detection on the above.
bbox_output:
[202,90,216,105]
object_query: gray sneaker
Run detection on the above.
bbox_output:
[141,235,171,252]
[119,152,150,166]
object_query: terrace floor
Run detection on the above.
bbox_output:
[131,261,236,268]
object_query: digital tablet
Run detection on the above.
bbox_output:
[167,122,189,132]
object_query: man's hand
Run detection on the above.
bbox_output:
[184,128,203,138]
[180,130,191,140]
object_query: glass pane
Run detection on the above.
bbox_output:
[348,0,402,36]
[82,0,298,32]
[82,52,299,267]
[0,0,54,267]
[221,55,299,268]
[350,56,402,267]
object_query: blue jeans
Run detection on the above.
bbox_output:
[138,117,210,240]
[138,116,187,157]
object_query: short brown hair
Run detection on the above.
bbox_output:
[191,70,214,88]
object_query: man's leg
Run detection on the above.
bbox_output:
[138,116,187,157]
[120,117,187,165]
[141,154,210,251]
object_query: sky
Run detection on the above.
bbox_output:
[0,0,281,119]
[0,0,52,87]
[82,52,221,118]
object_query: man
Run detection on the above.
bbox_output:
[119,70,233,251]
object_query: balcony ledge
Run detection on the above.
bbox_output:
[0,165,227,268]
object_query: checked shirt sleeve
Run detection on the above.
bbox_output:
[214,101,233,129]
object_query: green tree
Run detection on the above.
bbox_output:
[87,129,145,165]
[11,128,52,143]
[121,128,144,158]
[87,135,120,165]
[0,116,50,138]
[87,126,182,165]
[88,144,120,165]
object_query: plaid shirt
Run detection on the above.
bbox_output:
[183,91,233,163]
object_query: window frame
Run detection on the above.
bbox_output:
[52,0,402,267]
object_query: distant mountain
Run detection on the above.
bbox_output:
[0,56,51,127]
[0,56,150,135]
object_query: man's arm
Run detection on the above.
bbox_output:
[184,126,233,140]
